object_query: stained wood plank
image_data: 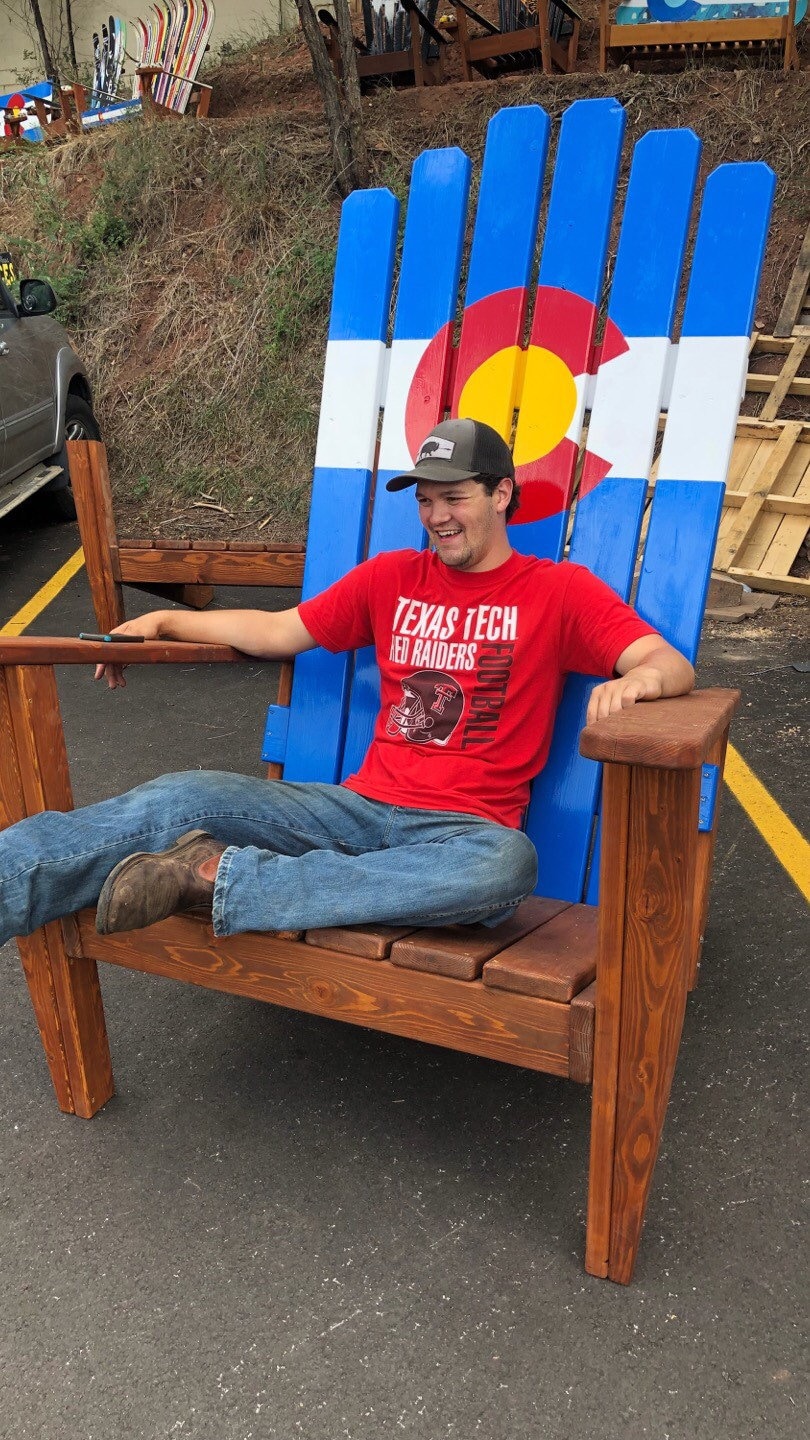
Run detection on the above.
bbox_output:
[118,548,305,587]
[580,689,740,770]
[0,638,244,666]
[390,897,570,981]
[607,764,702,1284]
[77,915,573,1076]
[3,666,113,1117]
[482,904,597,1001]
[305,924,416,960]
[585,763,632,1279]
[67,440,125,633]
[569,979,596,1084]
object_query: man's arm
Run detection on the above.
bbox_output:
[585,633,695,726]
[95,605,318,689]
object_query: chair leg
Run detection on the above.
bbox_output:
[0,666,114,1118]
[586,762,701,1283]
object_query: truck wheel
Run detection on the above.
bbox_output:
[49,395,102,521]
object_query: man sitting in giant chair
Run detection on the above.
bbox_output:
[0,419,693,946]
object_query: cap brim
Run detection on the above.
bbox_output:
[385,462,482,492]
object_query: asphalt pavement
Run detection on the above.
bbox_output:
[0,499,807,1440]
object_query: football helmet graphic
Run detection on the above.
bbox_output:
[386,670,465,746]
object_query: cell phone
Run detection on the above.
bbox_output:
[78,632,146,643]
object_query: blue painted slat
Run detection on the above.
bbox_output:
[340,148,471,782]
[465,105,550,307]
[280,189,398,783]
[682,163,776,338]
[537,97,626,302]
[510,98,626,568]
[640,161,775,665]
[527,129,699,901]
[636,479,726,663]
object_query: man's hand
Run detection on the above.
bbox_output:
[585,635,695,727]
[94,614,162,690]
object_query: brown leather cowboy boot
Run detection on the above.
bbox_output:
[95,830,226,934]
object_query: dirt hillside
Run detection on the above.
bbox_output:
[1,24,808,543]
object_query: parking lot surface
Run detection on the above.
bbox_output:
[1,503,806,1440]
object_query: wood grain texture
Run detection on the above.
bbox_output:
[390,897,569,981]
[607,764,702,1284]
[585,763,631,1279]
[77,914,573,1076]
[118,546,305,588]
[569,980,597,1084]
[0,669,74,1111]
[580,689,740,769]
[0,638,245,667]
[67,440,126,633]
[482,904,596,1001]
[2,666,113,1116]
[305,924,416,960]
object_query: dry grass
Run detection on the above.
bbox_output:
[0,63,807,541]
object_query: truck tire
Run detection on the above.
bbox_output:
[49,394,102,521]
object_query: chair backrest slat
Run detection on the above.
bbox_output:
[511,98,626,563]
[639,162,776,660]
[341,146,472,779]
[528,126,701,903]
[281,190,398,783]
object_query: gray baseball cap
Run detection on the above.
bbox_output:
[386,418,515,491]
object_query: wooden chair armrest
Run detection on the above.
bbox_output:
[579,687,740,769]
[0,637,246,667]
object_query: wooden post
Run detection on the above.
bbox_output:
[68,439,126,634]
[538,0,553,74]
[586,761,702,1284]
[0,664,114,1117]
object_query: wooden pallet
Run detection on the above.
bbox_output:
[717,417,810,595]
[775,220,810,338]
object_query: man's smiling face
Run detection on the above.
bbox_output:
[415,476,514,574]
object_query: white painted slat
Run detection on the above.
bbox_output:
[657,335,750,482]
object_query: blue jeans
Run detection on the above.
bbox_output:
[0,772,538,943]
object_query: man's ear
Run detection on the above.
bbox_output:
[494,477,513,514]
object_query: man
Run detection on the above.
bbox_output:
[0,419,694,947]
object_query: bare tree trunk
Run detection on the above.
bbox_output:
[333,0,371,187]
[64,0,80,77]
[294,0,371,197]
[27,0,61,86]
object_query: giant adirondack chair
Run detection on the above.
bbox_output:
[0,102,774,1283]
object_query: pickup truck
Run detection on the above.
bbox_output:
[0,251,101,521]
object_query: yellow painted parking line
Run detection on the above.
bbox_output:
[725,743,810,903]
[0,546,85,636]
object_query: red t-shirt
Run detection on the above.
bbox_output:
[299,549,658,829]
